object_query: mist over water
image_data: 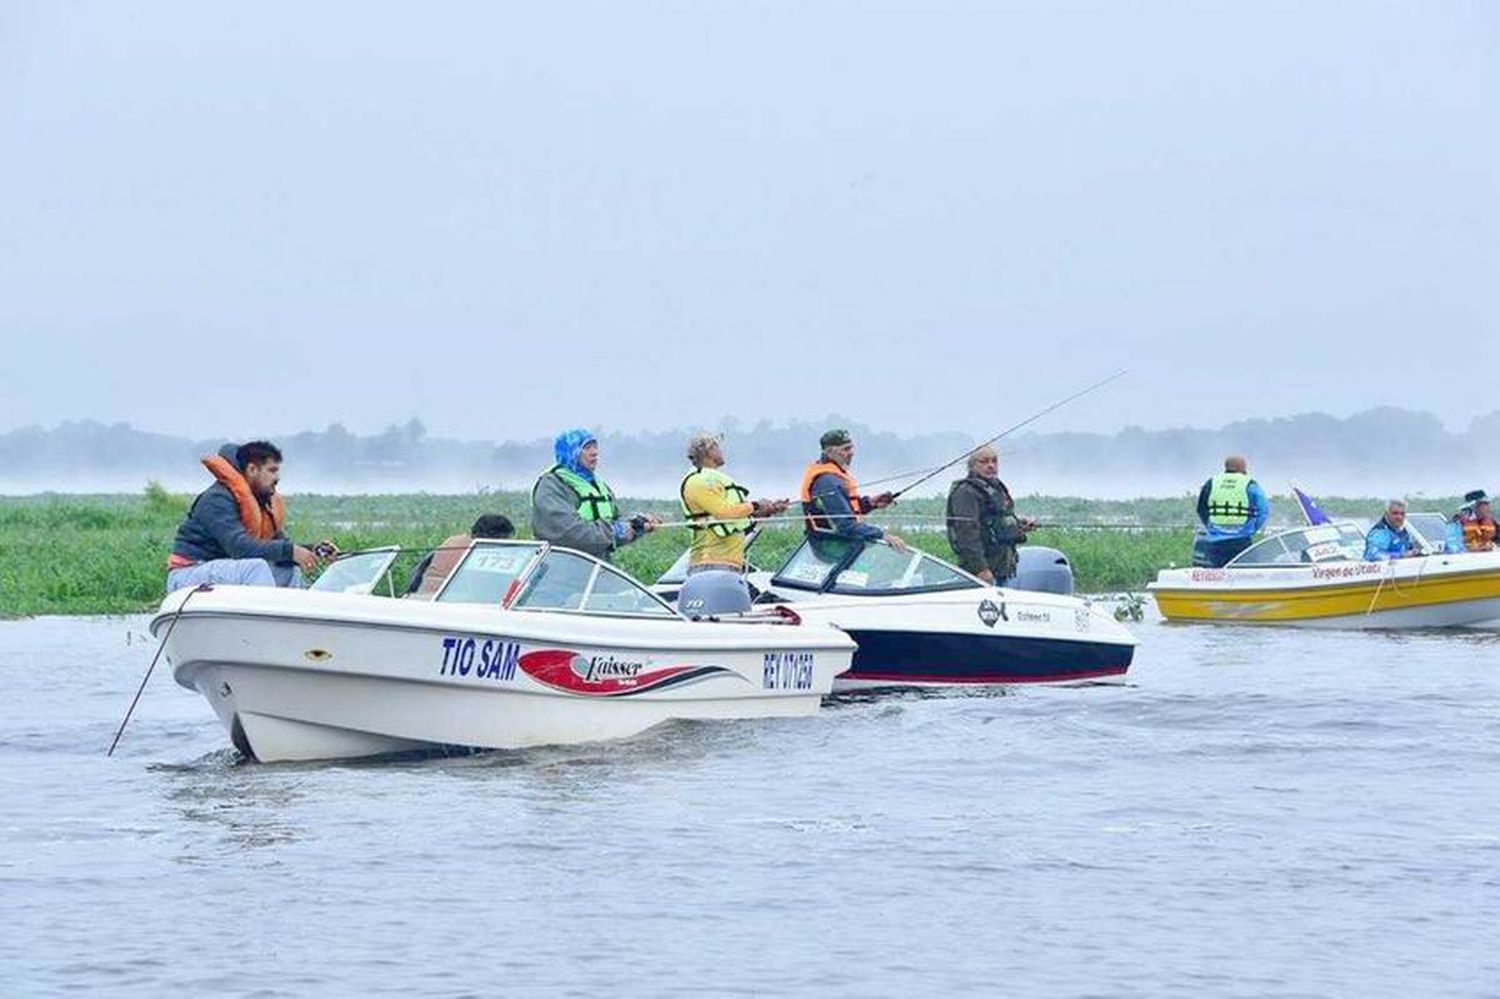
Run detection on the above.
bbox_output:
[5,611,1498,996]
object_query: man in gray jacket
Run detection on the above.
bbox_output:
[531,429,657,561]
[167,441,336,592]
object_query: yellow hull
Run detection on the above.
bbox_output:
[1152,566,1500,624]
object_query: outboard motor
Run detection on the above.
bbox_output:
[1003,545,1074,595]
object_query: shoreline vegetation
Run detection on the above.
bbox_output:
[0,488,1466,617]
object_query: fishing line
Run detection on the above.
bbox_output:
[875,369,1127,499]
[107,583,207,757]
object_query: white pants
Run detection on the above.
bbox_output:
[167,558,304,592]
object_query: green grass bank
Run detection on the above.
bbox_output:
[0,488,1453,616]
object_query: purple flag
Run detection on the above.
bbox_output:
[1292,485,1331,526]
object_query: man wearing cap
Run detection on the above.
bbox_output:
[532,428,657,562]
[1447,490,1497,553]
[799,429,908,553]
[676,432,788,616]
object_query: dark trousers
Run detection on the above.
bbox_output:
[1192,535,1253,568]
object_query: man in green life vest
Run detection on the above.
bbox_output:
[1194,454,1271,567]
[532,428,658,562]
[676,432,788,617]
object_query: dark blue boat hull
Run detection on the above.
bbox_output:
[839,629,1133,685]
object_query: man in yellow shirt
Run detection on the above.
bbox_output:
[677,432,788,616]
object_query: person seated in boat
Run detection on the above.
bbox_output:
[1364,499,1418,561]
[800,428,909,554]
[405,513,516,597]
[945,445,1037,585]
[167,440,338,592]
[676,432,789,617]
[1194,455,1271,567]
[532,428,658,563]
[1445,490,1498,553]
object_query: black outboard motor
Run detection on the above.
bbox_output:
[1003,545,1074,595]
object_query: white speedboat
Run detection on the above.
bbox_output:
[152,540,855,763]
[1149,521,1500,629]
[653,537,1137,688]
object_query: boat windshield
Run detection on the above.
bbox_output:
[1405,512,1450,552]
[511,548,677,617]
[1228,523,1366,567]
[435,543,540,604]
[771,536,857,591]
[770,537,981,595]
[310,548,400,595]
[830,543,979,596]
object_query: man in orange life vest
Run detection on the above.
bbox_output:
[800,429,909,553]
[167,441,337,592]
[1449,489,1498,552]
[405,513,516,597]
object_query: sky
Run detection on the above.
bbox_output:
[2,2,1496,443]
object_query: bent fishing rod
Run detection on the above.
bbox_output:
[864,369,1128,498]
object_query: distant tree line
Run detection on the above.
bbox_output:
[2,407,1495,498]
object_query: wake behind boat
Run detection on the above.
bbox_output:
[654,536,1137,688]
[152,540,855,762]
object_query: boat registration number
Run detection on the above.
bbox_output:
[763,651,815,690]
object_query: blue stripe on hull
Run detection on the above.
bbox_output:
[841,629,1133,684]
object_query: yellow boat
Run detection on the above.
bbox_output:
[1148,522,1500,629]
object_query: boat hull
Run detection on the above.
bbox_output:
[153,587,854,762]
[754,586,1137,689]
[834,628,1135,688]
[1150,554,1500,629]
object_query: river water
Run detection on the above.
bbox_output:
[3,609,1498,997]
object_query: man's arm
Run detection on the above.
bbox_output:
[809,474,883,541]
[1247,482,1271,534]
[946,486,987,574]
[532,475,617,557]
[1364,526,1392,562]
[1196,480,1212,527]
[198,491,294,563]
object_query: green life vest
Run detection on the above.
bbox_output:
[1206,472,1253,528]
[545,465,617,523]
[680,467,752,538]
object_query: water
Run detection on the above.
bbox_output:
[3,611,1498,997]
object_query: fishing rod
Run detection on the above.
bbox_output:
[108,584,208,756]
[875,369,1128,499]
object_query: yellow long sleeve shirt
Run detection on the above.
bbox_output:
[682,471,754,568]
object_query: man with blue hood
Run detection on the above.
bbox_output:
[532,429,658,561]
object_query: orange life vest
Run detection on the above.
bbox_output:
[201,453,286,540]
[415,533,471,596]
[1461,516,1498,551]
[799,460,866,534]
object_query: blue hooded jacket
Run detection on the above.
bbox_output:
[553,428,598,483]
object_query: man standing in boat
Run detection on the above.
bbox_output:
[800,429,908,553]
[167,440,337,592]
[532,428,658,562]
[676,432,788,616]
[945,445,1037,584]
[1194,455,1271,567]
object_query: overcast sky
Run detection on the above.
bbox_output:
[2,2,1495,443]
